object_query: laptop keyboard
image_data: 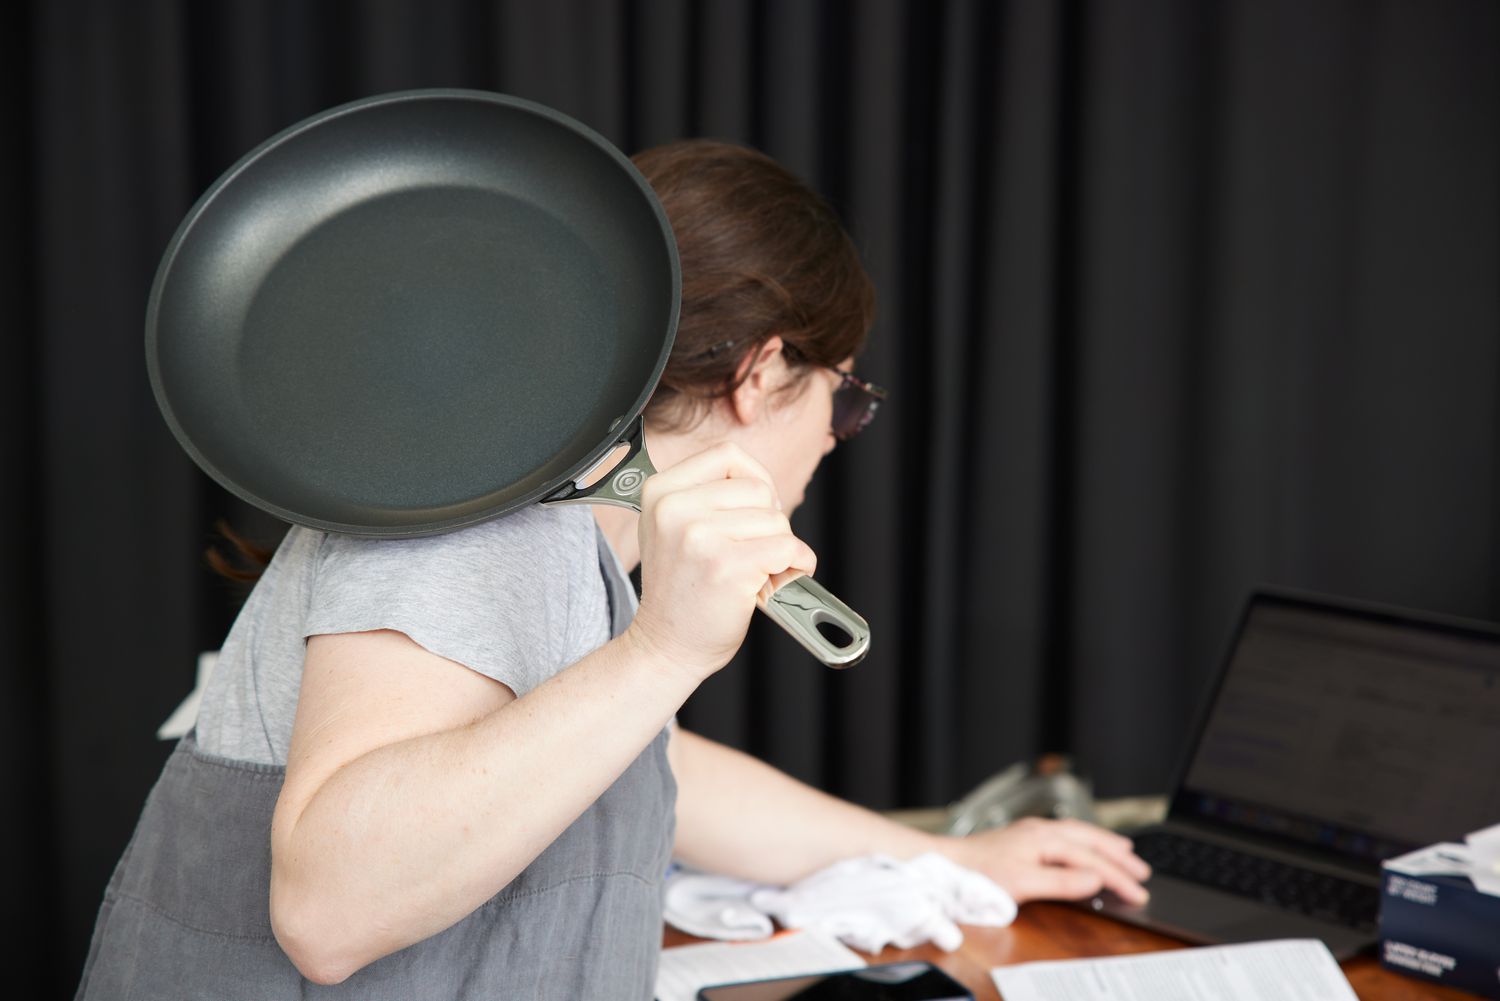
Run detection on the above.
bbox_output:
[1133,831,1380,932]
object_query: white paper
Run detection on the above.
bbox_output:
[656,931,864,1001]
[1384,821,1500,897]
[990,939,1358,1001]
[1464,821,1500,895]
[1385,842,1471,876]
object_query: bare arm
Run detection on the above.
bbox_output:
[669,727,1151,903]
[271,628,694,983]
[668,726,937,884]
[269,444,813,984]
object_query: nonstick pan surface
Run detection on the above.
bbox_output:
[147,90,678,537]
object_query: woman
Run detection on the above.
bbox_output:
[77,140,1147,999]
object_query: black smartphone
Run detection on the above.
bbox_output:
[695,961,973,1001]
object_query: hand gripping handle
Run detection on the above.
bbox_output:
[547,417,870,668]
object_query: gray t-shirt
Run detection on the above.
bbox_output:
[196,505,632,764]
[82,507,671,1000]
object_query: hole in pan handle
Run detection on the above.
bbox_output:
[759,574,870,668]
[544,415,871,669]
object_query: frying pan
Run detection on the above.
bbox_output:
[146,89,868,667]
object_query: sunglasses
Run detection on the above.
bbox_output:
[830,369,888,441]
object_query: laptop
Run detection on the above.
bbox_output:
[1087,587,1500,958]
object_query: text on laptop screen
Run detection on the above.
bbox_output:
[1179,599,1500,861]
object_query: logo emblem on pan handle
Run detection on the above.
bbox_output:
[610,467,646,498]
[542,413,656,512]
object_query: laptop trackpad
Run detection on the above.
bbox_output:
[1126,877,1255,938]
[1101,877,1373,958]
[1206,904,1372,959]
[1213,912,1307,941]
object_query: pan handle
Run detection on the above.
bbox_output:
[543,415,870,668]
[543,415,658,510]
[760,575,871,668]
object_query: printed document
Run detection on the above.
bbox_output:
[991,939,1358,1001]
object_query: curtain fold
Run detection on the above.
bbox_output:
[7,0,1496,992]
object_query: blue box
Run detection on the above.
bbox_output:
[1380,843,1500,999]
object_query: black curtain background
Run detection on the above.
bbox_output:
[5,0,1496,992]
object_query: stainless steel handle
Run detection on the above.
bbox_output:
[760,575,870,668]
[543,415,658,510]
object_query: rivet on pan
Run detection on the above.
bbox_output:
[609,416,622,431]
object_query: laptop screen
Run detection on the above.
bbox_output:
[1174,593,1500,864]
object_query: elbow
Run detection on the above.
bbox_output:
[270,878,361,985]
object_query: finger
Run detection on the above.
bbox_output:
[1093,841,1151,883]
[704,508,795,542]
[1040,839,1147,901]
[1054,817,1135,851]
[654,477,780,517]
[1040,841,1150,905]
[1054,820,1152,881]
[671,532,815,590]
[725,534,818,583]
[645,443,782,506]
[763,566,811,602]
[1006,864,1103,905]
[670,512,796,571]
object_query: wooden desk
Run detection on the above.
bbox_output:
[664,902,1467,1000]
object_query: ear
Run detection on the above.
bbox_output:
[727,335,787,426]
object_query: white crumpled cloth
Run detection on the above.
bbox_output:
[662,870,776,941]
[664,852,1017,954]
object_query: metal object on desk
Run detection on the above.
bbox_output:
[945,754,1097,837]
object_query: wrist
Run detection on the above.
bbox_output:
[865,816,947,862]
[926,832,976,866]
[909,829,952,859]
[617,621,712,693]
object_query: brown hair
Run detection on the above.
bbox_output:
[632,140,875,430]
[205,518,276,584]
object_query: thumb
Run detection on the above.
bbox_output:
[1009,866,1104,904]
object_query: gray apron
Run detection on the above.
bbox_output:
[77,532,674,1000]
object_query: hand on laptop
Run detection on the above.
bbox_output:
[937,817,1151,906]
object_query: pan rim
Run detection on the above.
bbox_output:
[145,88,680,538]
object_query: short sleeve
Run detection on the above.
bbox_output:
[304,506,609,697]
